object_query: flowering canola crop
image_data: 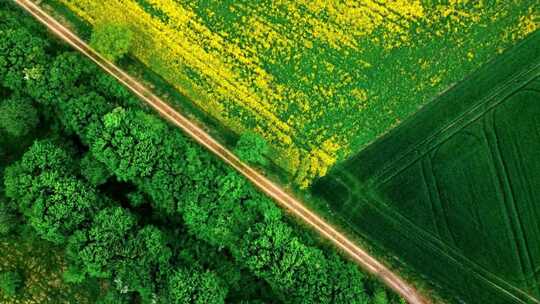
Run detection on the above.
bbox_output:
[56,0,538,187]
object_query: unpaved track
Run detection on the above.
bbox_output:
[14,1,430,302]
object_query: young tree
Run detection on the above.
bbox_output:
[0,95,39,138]
[234,132,269,166]
[90,23,133,62]
[0,271,23,297]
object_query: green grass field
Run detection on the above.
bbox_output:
[313,31,540,303]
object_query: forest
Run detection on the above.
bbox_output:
[0,3,401,303]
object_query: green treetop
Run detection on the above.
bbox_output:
[0,95,39,138]
[90,23,133,62]
[234,132,269,166]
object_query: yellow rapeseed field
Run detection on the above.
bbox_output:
[55,0,538,187]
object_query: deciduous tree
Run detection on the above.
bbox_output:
[164,268,226,304]
[234,132,269,166]
[90,23,133,62]
[0,94,39,138]
[4,141,101,244]
[0,26,48,91]
[59,92,113,140]
[80,152,112,186]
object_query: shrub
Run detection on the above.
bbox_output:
[90,23,133,62]
[234,132,269,166]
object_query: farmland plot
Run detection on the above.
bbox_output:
[48,0,537,186]
[313,32,540,303]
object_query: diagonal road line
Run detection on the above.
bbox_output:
[13,1,430,302]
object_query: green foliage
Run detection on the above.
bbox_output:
[39,52,98,104]
[96,289,133,304]
[0,271,23,297]
[373,287,389,304]
[68,207,137,279]
[92,108,164,180]
[113,225,172,301]
[60,92,113,140]
[4,141,101,244]
[28,174,102,244]
[87,106,375,303]
[183,172,254,247]
[88,107,186,214]
[0,26,48,91]
[19,139,75,176]
[0,202,18,236]
[0,94,39,138]
[234,132,269,166]
[4,140,75,211]
[240,218,368,303]
[90,23,133,62]
[80,152,112,186]
[127,191,146,208]
[66,207,180,302]
[0,235,101,303]
[164,269,226,304]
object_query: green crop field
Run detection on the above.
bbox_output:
[313,31,540,303]
[45,0,537,186]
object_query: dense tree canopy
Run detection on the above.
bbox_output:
[80,152,112,186]
[0,26,47,91]
[0,94,38,138]
[59,92,113,140]
[86,106,378,303]
[5,141,102,244]
[164,268,227,304]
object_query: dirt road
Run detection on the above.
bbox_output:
[13,0,430,302]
